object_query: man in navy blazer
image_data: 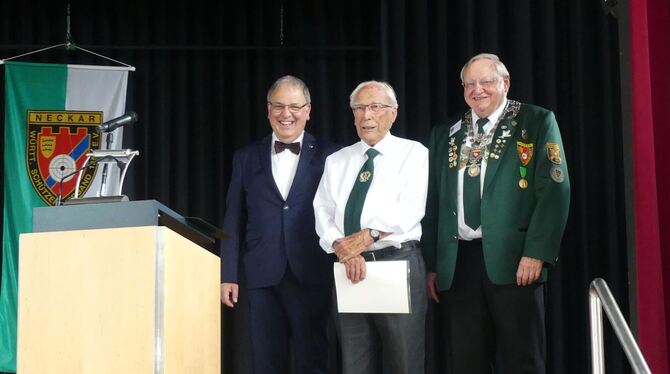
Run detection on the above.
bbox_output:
[220,75,340,374]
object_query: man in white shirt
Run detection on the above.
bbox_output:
[313,81,429,374]
[220,76,340,374]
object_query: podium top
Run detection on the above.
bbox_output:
[32,200,222,255]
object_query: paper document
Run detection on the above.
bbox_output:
[334,260,410,314]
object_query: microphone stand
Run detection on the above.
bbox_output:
[55,159,99,206]
[98,132,114,197]
[94,111,138,197]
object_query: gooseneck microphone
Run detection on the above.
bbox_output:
[97,111,138,133]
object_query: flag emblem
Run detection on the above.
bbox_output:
[26,110,102,205]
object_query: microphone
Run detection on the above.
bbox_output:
[97,111,138,133]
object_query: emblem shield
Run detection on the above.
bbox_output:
[516,141,534,166]
[26,110,102,205]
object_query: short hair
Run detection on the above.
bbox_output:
[266,75,311,103]
[349,81,399,108]
[460,53,510,82]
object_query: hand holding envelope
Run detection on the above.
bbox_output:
[343,255,367,283]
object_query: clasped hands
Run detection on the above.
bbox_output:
[333,229,379,284]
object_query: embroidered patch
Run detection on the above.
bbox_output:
[550,165,565,183]
[546,142,562,164]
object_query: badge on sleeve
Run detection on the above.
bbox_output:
[550,165,565,183]
[546,143,562,164]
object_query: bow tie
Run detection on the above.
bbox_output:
[274,141,301,155]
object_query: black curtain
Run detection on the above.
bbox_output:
[381,1,630,373]
[0,0,631,373]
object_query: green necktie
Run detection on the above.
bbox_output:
[344,148,380,235]
[463,118,487,230]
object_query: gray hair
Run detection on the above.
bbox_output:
[460,53,510,82]
[349,81,398,108]
[267,75,311,103]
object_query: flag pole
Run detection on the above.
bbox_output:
[0,3,135,71]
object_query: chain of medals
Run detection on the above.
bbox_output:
[460,100,521,177]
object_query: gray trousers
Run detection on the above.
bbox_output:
[336,247,427,374]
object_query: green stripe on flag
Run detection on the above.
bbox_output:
[0,62,68,372]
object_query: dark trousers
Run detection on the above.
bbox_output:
[439,240,546,374]
[337,246,427,374]
[247,267,332,374]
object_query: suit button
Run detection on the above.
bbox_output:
[452,235,458,240]
[283,205,289,210]
[452,211,456,216]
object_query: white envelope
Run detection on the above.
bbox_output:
[334,260,410,314]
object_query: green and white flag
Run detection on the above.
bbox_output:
[1,61,130,372]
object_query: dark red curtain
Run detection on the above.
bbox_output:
[630,0,670,372]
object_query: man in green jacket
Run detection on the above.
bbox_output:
[422,53,570,373]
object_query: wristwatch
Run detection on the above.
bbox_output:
[369,229,380,242]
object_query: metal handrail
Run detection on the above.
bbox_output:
[589,278,651,374]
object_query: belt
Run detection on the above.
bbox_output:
[458,238,482,249]
[361,240,420,261]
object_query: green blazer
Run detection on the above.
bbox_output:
[422,100,570,290]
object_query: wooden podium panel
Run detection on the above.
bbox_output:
[17,226,220,374]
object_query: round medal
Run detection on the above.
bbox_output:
[518,178,528,189]
[468,164,480,177]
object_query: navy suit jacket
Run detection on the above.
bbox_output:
[221,132,341,289]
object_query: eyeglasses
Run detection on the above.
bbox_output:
[351,103,394,114]
[462,78,499,91]
[269,102,310,113]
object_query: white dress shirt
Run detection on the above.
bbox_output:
[457,98,507,240]
[271,131,304,200]
[313,133,429,253]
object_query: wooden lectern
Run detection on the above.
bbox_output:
[17,201,221,373]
